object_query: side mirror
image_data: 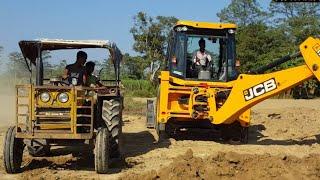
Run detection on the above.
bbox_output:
[236,60,240,67]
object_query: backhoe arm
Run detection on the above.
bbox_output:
[213,37,320,125]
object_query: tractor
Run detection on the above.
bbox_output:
[3,39,123,174]
[147,20,320,143]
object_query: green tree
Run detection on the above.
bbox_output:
[6,52,30,83]
[269,2,320,20]
[51,59,67,78]
[41,51,53,78]
[236,23,293,72]
[217,0,285,72]
[99,57,117,81]
[269,2,320,97]
[269,2,320,45]
[217,0,269,26]
[121,53,149,79]
[130,12,177,79]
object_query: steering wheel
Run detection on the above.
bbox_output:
[56,80,70,86]
[58,77,79,86]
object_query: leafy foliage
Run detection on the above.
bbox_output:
[122,79,156,97]
[217,0,269,26]
[7,52,29,79]
[121,53,149,79]
[217,1,320,98]
[130,12,177,80]
[130,12,178,61]
[1,3,319,98]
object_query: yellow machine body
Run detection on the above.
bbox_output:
[156,20,320,130]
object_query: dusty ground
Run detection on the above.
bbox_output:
[1,96,320,179]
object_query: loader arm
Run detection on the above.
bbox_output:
[213,37,320,124]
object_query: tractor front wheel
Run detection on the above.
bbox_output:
[3,126,24,174]
[95,128,110,174]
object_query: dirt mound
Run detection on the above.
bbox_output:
[122,149,320,180]
[1,99,320,179]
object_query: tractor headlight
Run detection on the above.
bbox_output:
[40,92,50,102]
[58,93,69,103]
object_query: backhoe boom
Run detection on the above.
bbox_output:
[213,37,320,124]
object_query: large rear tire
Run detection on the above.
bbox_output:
[95,128,110,174]
[3,126,24,174]
[102,99,122,159]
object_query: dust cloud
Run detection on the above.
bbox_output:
[0,77,17,128]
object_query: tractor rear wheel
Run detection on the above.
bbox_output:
[95,128,110,174]
[102,99,122,159]
[3,126,24,174]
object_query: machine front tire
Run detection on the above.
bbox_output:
[102,99,122,159]
[95,128,110,174]
[3,126,24,174]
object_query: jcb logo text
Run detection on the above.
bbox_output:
[243,78,277,101]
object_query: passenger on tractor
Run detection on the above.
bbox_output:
[84,61,103,87]
[63,51,87,85]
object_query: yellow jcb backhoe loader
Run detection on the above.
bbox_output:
[146,20,320,143]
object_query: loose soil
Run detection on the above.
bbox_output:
[1,97,320,180]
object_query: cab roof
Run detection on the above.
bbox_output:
[175,20,237,29]
[19,39,122,64]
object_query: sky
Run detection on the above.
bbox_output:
[0,0,270,64]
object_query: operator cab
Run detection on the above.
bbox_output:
[167,21,237,82]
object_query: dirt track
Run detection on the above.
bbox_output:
[1,98,320,179]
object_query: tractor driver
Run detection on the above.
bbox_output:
[192,38,212,74]
[63,51,87,85]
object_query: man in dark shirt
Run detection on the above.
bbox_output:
[63,51,87,85]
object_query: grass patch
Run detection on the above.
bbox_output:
[123,97,147,115]
[122,79,157,98]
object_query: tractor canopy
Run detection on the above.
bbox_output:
[19,39,122,65]
[19,39,123,85]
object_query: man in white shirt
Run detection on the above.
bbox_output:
[192,38,212,72]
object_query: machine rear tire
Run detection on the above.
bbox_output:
[95,128,110,174]
[3,126,24,174]
[221,121,249,144]
[102,99,122,159]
